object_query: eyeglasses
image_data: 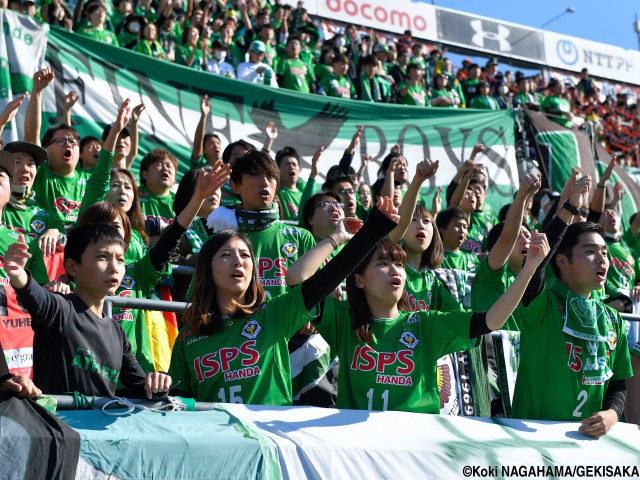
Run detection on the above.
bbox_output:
[48,137,78,147]
[315,201,344,210]
[337,188,355,196]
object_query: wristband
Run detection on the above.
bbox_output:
[325,235,338,251]
[561,200,580,216]
[597,183,606,189]
[0,373,16,385]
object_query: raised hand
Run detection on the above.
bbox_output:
[598,155,616,187]
[63,91,79,112]
[196,162,231,198]
[524,231,549,270]
[568,175,592,209]
[347,125,363,153]
[200,95,210,116]
[32,68,55,92]
[431,186,443,215]
[612,182,625,205]
[415,158,439,181]
[5,235,31,277]
[390,144,401,155]
[131,103,146,123]
[376,196,400,223]
[265,121,278,141]
[310,146,324,178]
[114,98,132,132]
[518,173,542,198]
[0,93,27,127]
[470,143,485,160]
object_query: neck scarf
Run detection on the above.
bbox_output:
[8,185,36,211]
[552,280,614,385]
[206,205,279,232]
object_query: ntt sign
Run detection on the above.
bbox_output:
[315,0,438,40]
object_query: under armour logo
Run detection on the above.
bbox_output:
[470,20,512,52]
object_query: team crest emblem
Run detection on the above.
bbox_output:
[399,331,419,349]
[120,276,135,289]
[241,320,261,339]
[608,330,617,350]
[282,242,298,258]
[30,220,45,233]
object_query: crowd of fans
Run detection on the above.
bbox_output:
[0,0,638,452]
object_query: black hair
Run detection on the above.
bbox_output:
[435,207,468,231]
[301,191,342,231]
[550,222,603,278]
[360,55,377,68]
[80,135,100,151]
[64,223,127,281]
[322,174,355,193]
[486,220,532,253]
[139,148,178,185]
[202,133,220,150]
[379,152,404,177]
[326,164,356,180]
[222,139,255,165]
[275,146,300,167]
[229,149,279,187]
[42,124,80,148]
[173,168,202,217]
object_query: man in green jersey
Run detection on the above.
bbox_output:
[275,35,315,93]
[398,63,428,107]
[511,222,633,437]
[138,149,177,244]
[275,146,304,222]
[541,78,574,129]
[319,54,355,99]
[436,208,478,303]
[78,3,119,46]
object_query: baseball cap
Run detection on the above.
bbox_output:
[0,150,15,180]
[373,43,390,54]
[486,57,498,67]
[249,40,266,53]
[3,141,47,166]
[101,123,130,142]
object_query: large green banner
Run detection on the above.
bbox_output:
[36,26,518,205]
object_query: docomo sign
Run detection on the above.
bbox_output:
[318,0,437,41]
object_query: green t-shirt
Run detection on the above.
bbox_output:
[315,299,472,413]
[168,285,317,404]
[276,57,314,93]
[138,186,175,231]
[541,95,573,128]
[135,39,167,60]
[125,229,147,265]
[462,78,479,104]
[470,95,499,110]
[462,209,496,255]
[33,149,112,229]
[429,88,457,107]
[277,187,302,222]
[402,264,464,313]
[78,27,119,46]
[604,238,639,298]
[441,250,478,301]
[511,280,633,421]
[2,203,55,240]
[398,83,428,107]
[471,257,519,331]
[320,74,355,99]
[176,45,204,69]
[112,252,168,373]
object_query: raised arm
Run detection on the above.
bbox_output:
[191,95,209,164]
[484,232,549,331]
[449,163,483,208]
[389,158,439,243]
[61,90,79,127]
[262,122,278,154]
[338,126,362,175]
[592,156,616,215]
[487,173,541,271]
[0,93,27,138]
[24,68,55,145]
[125,103,145,169]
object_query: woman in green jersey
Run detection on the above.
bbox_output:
[168,198,400,405]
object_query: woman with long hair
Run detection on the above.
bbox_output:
[168,198,400,405]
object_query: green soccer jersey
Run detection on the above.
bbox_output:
[112,251,168,373]
[277,57,314,93]
[176,45,204,69]
[320,74,355,99]
[3,203,55,240]
[430,88,458,107]
[398,83,428,107]
[169,285,317,404]
[125,229,147,265]
[32,149,112,229]
[541,95,573,128]
[471,257,519,331]
[402,264,464,313]
[138,186,175,231]
[277,187,302,222]
[78,27,119,46]
[441,250,478,301]
[462,209,496,255]
[470,95,499,110]
[604,238,639,298]
[511,280,633,421]
[315,299,472,413]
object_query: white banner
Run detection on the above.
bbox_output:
[310,0,438,42]
[544,31,640,85]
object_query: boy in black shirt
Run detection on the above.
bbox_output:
[5,225,171,399]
